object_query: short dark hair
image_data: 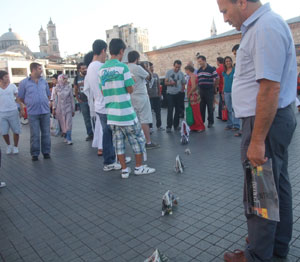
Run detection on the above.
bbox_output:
[109,38,126,56]
[197,55,206,61]
[217,57,224,64]
[83,51,94,67]
[173,60,182,66]
[77,62,85,71]
[30,62,41,72]
[184,65,194,73]
[128,51,140,63]
[52,74,58,80]
[232,44,240,52]
[92,40,107,56]
[149,62,153,67]
[0,70,8,80]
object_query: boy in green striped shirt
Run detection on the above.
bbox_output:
[99,39,155,179]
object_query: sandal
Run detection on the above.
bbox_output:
[97,149,103,156]
[234,132,242,137]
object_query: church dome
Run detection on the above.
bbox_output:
[0,28,24,42]
[0,28,29,52]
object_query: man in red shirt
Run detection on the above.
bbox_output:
[216,57,224,120]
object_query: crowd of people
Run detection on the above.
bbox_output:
[1,1,300,261]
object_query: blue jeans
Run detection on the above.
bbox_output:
[97,113,116,165]
[224,92,240,129]
[66,130,72,142]
[28,114,51,156]
[80,102,93,137]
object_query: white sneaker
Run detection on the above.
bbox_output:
[64,138,68,143]
[67,141,73,145]
[117,156,132,165]
[13,147,19,154]
[134,165,156,175]
[6,145,12,154]
[0,182,6,188]
[121,167,131,179]
[103,162,122,171]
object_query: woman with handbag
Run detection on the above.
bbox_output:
[53,74,75,145]
[222,56,240,134]
[185,65,205,132]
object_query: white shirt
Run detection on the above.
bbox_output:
[84,61,106,114]
[0,83,18,112]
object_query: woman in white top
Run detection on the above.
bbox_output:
[0,71,24,154]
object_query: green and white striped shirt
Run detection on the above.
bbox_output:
[99,59,137,126]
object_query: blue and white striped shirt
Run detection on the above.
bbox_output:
[18,76,50,115]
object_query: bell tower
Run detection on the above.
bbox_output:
[39,26,48,54]
[47,18,60,57]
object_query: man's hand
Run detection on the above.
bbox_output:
[247,140,268,167]
[72,112,75,117]
[20,108,25,117]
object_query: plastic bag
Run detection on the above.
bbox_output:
[144,249,169,262]
[244,159,279,221]
[162,190,178,216]
[185,101,194,126]
[50,116,60,137]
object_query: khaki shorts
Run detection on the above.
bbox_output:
[131,94,153,124]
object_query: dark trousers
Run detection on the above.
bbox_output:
[97,113,116,165]
[167,93,181,129]
[218,92,223,118]
[199,87,214,125]
[28,113,51,157]
[149,97,162,128]
[179,91,185,119]
[80,102,93,137]
[241,104,296,262]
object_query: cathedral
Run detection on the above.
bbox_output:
[39,18,60,58]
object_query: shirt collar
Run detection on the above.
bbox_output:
[241,3,271,35]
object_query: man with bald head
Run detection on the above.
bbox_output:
[217,0,297,261]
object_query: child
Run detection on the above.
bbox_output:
[99,39,155,179]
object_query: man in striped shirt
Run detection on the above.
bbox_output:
[99,39,155,179]
[197,55,219,128]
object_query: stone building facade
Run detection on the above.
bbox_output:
[146,17,300,77]
[106,24,149,54]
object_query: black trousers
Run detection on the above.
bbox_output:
[167,93,181,129]
[199,87,214,125]
[149,97,162,128]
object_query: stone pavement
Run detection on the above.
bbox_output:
[0,109,300,262]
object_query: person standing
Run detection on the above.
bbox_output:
[100,39,155,178]
[148,62,164,131]
[197,55,219,128]
[128,51,159,149]
[74,63,93,141]
[217,1,297,261]
[185,65,205,132]
[53,74,75,145]
[18,63,51,161]
[0,71,23,154]
[222,56,240,131]
[165,60,186,133]
[216,57,224,120]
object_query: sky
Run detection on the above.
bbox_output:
[1,0,299,57]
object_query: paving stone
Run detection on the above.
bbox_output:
[0,111,300,261]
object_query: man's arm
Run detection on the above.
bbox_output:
[247,79,280,167]
[126,86,134,94]
[73,77,82,103]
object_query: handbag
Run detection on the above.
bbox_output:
[185,101,194,126]
[222,106,228,121]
